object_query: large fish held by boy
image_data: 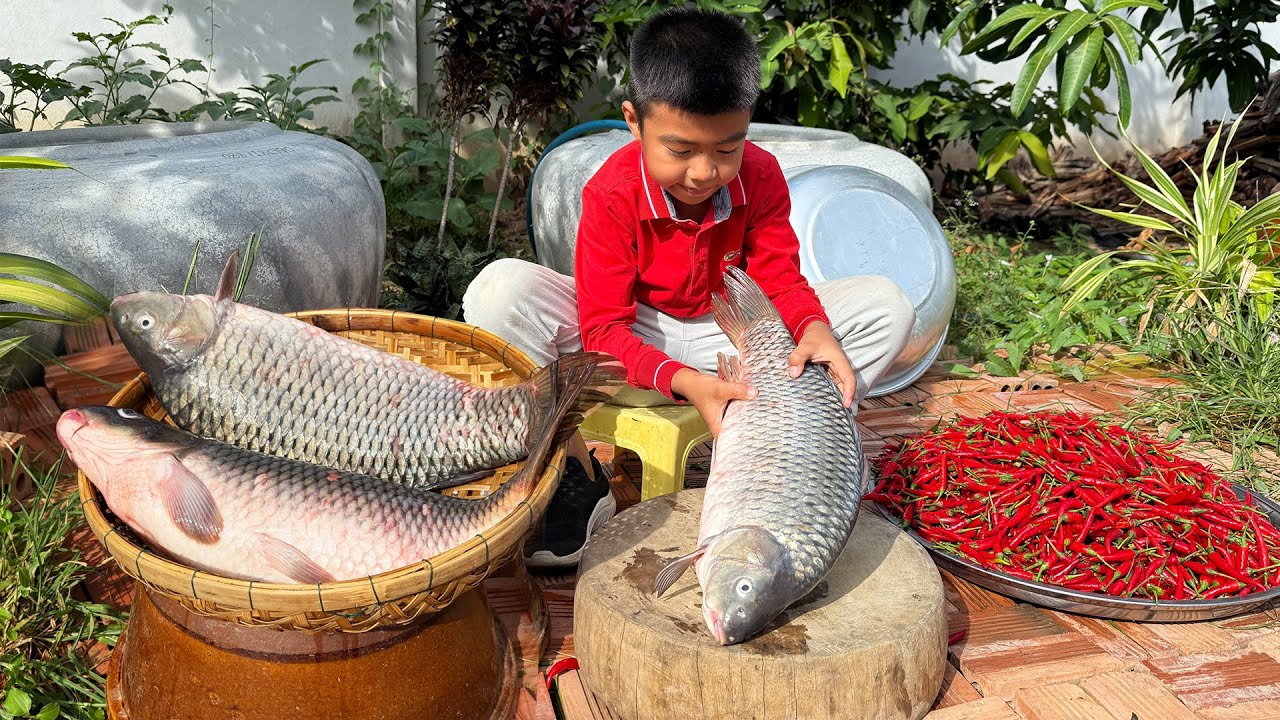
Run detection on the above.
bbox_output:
[110,254,621,490]
[654,265,865,646]
[58,353,614,582]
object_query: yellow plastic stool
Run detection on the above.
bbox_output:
[578,404,712,500]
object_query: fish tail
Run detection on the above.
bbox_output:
[496,352,625,508]
[711,265,784,347]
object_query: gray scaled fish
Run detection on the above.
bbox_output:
[654,265,865,645]
[111,253,611,489]
[58,353,617,583]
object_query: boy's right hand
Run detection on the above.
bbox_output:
[670,368,757,438]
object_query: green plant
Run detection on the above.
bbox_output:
[427,0,512,251]
[488,0,603,251]
[0,4,336,131]
[1,455,126,720]
[948,216,1151,378]
[1061,111,1280,340]
[1144,0,1280,114]
[180,60,340,131]
[0,253,110,366]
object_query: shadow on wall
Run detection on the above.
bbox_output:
[102,0,425,132]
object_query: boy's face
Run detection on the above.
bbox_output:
[623,100,751,210]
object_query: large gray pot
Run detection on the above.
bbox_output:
[0,121,385,381]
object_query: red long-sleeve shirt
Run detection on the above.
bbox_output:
[574,140,829,399]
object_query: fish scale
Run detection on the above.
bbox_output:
[121,296,540,489]
[701,318,862,585]
[654,265,865,646]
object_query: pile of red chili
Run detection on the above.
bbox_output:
[868,411,1280,601]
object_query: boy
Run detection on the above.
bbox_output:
[464,8,915,568]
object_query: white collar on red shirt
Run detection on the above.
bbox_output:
[638,152,748,224]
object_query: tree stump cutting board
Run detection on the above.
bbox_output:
[575,489,946,720]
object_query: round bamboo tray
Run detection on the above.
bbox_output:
[77,309,562,633]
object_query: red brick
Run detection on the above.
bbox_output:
[1014,682,1113,720]
[961,633,1127,701]
[923,697,1021,720]
[1078,670,1197,720]
[1144,651,1280,711]
[1048,613,1151,663]
[932,661,984,709]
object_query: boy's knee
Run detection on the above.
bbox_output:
[862,276,917,343]
[462,258,537,328]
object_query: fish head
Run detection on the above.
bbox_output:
[111,292,222,373]
[56,406,191,515]
[699,527,795,646]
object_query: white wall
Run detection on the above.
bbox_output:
[2,1,1276,156]
[0,0,423,134]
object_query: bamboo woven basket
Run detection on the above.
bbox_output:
[77,309,563,633]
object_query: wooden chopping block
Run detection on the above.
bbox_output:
[575,488,947,720]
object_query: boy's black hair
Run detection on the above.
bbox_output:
[627,8,761,122]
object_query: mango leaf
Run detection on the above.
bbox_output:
[0,253,109,310]
[940,0,983,46]
[1059,27,1105,114]
[907,0,931,33]
[1018,131,1056,177]
[961,5,1062,55]
[1101,42,1132,127]
[1099,0,1166,14]
[0,156,71,170]
[828,34,853,98]
[1011,10,1095,117]
[1101,15,1141,63]
[1009,12,1060,53]
[984,131,1023,179]
[764,32,796,62]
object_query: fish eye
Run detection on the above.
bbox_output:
[138,315,155,330]
[736,578,753,596]
[117,408,142,419]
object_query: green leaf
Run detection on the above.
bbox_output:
[940,0,983,46]
[35,703,58,720]
[1126,141,1194,224]
[1008,12,1060,53]
[962,5,1062,54]
[1100,16,1141,63]
[0,156,71,170]
[907,94,934,121]
[1098,0,1165,14]
[0,335,31,362]
[828,34,853,98]
[0,253,110,310]
[984,131,1022,179]
[908,0,931,34]
[1018,131,1056,177]
[3,689,32,717]
[1011,10,1095,117]
[1084,207,1178,232]
[1101,42,1132,127]
[985,354,1017,377]
[1059,27,1105,114]
[764,33,796,62]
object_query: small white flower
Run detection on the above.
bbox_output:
[1118,317,1129,327]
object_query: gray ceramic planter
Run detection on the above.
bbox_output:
[0,121,385,380]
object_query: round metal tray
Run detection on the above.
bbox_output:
[877,485,1280,622]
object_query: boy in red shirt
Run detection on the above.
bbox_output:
[464,8,914,567]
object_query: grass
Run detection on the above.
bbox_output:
[1,454,125,720]
[945,212,1153,379]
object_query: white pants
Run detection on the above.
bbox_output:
[462,259,915,408]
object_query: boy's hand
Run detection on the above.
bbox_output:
[671,368,757,438]
[788,322,857,409]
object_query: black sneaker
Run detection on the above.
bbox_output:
[525,449,616,568]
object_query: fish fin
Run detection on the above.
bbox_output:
[432,466,502,491]
[654,544,710,597]
[214,250,241,302]
[256,533,336,584]
[160,457,224,544]
[716,352,745,383]
[711,265,783,346]
[493,353,625,512]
